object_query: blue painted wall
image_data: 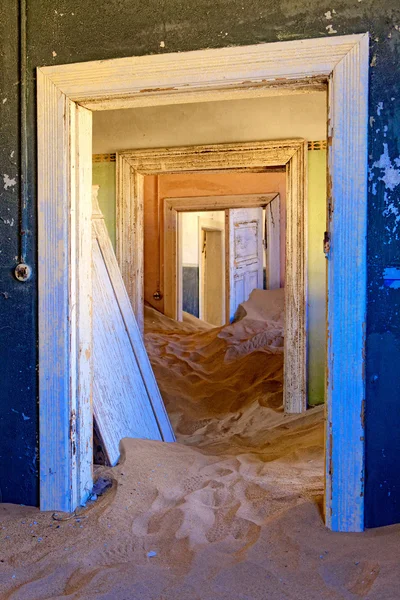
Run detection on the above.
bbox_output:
[1,0,400,527]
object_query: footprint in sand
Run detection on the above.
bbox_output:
[321,559,380,597]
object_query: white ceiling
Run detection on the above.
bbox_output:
[92,92,327,154]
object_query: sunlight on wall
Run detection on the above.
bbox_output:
[308,150,326,406]
[92,161,116,249]
[181,211,225,266]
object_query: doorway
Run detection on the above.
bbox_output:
[179,210,226,326]
[37,34,369,531]
[200,226,225,326]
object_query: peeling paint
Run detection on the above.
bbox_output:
[383,267,400,289]
[1,217,15,226]
[2,98,7,104]
[3,174,17,190]
[326,24,337,34]
[372,144,400,191]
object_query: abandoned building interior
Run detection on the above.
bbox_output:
[2,21,400,599]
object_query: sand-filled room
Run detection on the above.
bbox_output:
[2,24,400,600]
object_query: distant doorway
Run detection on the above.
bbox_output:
[199,218,225,326]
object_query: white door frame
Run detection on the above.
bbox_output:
[265,195,281,290]
[37,34,369,532]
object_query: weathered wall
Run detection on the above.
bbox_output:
[1,0,400,527]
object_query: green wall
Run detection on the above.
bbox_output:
[307,150,326,406]
[92,162,116,249]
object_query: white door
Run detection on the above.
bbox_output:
[227,207,264,321]
[265,194,281,289]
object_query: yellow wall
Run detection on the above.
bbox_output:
[307,150,326,406]
[92,161,116,248]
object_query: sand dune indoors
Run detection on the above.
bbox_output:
[0,303,398,599]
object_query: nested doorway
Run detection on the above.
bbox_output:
[37,34,368,531]
[166,194,281,327]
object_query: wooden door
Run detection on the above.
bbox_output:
[227,207,264,321]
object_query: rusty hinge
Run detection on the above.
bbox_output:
[323,231,331,258]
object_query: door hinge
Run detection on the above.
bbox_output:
[323,231,331,258]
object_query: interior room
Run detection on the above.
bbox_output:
[92,94,327,423]
[4,20,399,598]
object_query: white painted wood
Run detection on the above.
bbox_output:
[92,188,174,466]
[39,35,362,111]
[73,106,94,507]
[284,144,308,416]
[325,34,369,533]
[265,195,281,290]
[37,33,368,530]
[227,207,264,322]
[116,159,145,332]
[37,73,93,512]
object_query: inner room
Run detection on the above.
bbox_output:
[91,91,327,458]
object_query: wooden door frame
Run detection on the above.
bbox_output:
[37,34,369,531]
[265,195,281,290]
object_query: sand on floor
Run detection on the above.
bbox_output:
[0,302,399,600]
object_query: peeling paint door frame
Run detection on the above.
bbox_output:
[37,33,369,531]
